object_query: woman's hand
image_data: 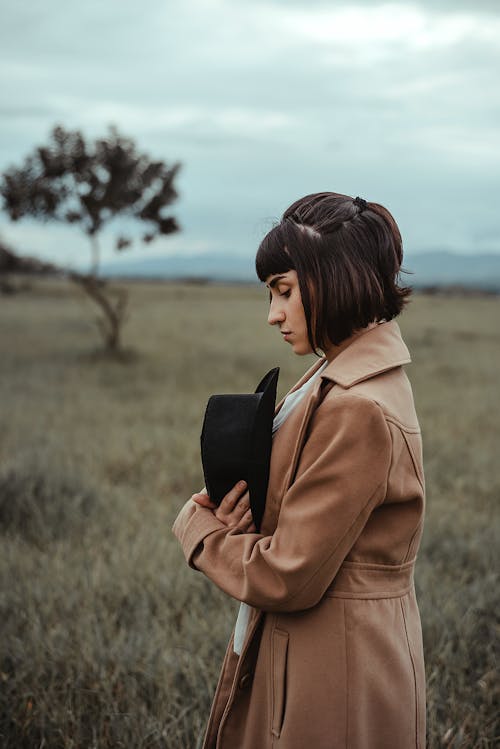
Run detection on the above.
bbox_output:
[191,480,257,533]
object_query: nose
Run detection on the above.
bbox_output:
[267,296,285,327]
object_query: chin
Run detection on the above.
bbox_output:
[291,342,313,356]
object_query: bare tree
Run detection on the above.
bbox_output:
[1,124,181,351]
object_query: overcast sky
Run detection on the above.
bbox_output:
[0,0,499,271]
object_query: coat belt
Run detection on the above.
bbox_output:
[324,560,415,599]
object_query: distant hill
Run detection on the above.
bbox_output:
[99,250,500,290]
[101,251,257,283]
[402,251,500,290]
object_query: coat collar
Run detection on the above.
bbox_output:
[320,319,411,388]
[274,319,410,414]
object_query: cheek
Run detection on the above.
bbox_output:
[294,301,308,329]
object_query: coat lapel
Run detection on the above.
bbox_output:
[274,356,327,414]
[260,320,410,536]
[261,375,330,535]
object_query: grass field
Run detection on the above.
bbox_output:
[0,278,498,748]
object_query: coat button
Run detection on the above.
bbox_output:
[238,672,253,689]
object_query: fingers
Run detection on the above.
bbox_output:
[216,487,249,521]
[236,507,254,530]
[219,480,247,513]
[191,492,217,509]
[230,489,250,519]
[191,481,256,532]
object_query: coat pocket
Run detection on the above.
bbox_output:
[271,628,289,738]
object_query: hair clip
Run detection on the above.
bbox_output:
[353,196,368,210]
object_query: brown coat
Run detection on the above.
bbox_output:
[172,320,426,749]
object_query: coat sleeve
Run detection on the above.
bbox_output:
[171,393,392,613]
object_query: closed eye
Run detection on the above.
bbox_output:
[268,289,291,303]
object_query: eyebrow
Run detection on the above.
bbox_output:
[266,274,288,289]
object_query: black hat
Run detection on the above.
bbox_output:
[200,367,280,532]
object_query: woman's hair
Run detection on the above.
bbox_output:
[255,191,412,355]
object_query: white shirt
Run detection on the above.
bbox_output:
[233,358,329,655]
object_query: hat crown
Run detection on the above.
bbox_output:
[200,367,280,532]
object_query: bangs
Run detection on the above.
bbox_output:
[255,224,296,282]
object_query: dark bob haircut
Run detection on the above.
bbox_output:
[255,191,412,356]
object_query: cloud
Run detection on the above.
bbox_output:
[261,0,499,15]
[279,4,498,47]
[0,0,498,260]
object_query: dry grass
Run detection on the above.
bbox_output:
[0,278,498,748]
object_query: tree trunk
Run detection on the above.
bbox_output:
[69,272,128,352]
[90,235,100,277]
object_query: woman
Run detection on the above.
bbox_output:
[172,192,426,749]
